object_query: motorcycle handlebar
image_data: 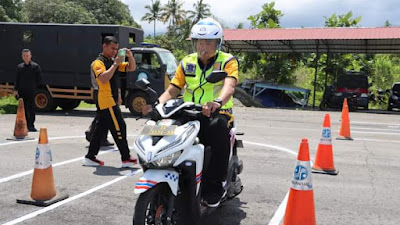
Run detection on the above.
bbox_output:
[149,103,220,121]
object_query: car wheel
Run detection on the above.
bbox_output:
[127,90,150,116]
[34,89,57,112]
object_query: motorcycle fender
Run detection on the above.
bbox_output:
[134,169,179,195]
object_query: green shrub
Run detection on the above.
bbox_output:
[0,96,18,114]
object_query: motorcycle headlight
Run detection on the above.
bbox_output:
[392,95,399,100]
[152,151,182,167]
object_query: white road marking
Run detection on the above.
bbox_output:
[352,127,400,131]
[0,135,137,184]
[0,136,83,147]
[243,141,297,156]
[352,130,400,135]
[1,169,142,225]
[268,192,289,225]
[351,120,400,126]
[0,148,117,184]
[353,138,400,143]
[243,141,315,225]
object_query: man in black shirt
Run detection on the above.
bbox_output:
[14,49,42,132]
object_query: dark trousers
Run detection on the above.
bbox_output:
[19,92,36,129]
[87,90,108,142]
[198,114,231,193]
[86,105,131,161]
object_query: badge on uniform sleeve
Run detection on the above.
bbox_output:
[186,63,196,74]
[213,62,221,70]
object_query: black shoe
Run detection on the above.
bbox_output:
[100,140,114,147]
[28,127,38,132]
[201,181,226,208]
[202,190,226,208]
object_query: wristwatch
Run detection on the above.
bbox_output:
[213,98,223,107]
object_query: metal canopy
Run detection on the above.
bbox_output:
[223,27,400,54]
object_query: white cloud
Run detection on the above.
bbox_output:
[122,0,400,36]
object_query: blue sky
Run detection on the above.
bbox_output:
[122,0,400,36]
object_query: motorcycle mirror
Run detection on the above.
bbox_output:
[206,70,227,83]
[135,78,150,90]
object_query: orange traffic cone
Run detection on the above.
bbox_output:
[312,114,339,175]
[7,98,34,141]
[17,128,68,206]
[282,138,316,225]
[337,98,353,140]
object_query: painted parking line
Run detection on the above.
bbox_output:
[1,169,142,225]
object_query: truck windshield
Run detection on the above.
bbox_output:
[159,52,178,78]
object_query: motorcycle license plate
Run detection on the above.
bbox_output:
[140,125,177,136]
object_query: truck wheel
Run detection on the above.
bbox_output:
[34,89,57,112]
[127,91,149,116]
[57,99,81,111]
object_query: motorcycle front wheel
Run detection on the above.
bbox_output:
[133,183,179,225]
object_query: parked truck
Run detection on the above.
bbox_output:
[0,22,177,115]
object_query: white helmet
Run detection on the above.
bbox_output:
[190,17,223,49]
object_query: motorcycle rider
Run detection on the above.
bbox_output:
[143,17,239,207]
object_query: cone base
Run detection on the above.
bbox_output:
[17,192,69,207]
[6,136,35,141]
[336,136,353,140]
[312,167,339,175]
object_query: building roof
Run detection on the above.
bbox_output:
[223,27,400,54]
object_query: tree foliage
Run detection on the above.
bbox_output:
[160,0,186,26]
[248,2,282,29]
[141,0,162,37]
[324,11,361,27]
[24,0,97,24]
[0,0,24,22]
[22,0,139,27]
[240,2,298,84]
[187,0,211,25]
[69,0,139,27]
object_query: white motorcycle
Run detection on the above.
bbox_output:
[132,72,244,225]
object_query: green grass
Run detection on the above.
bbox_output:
[77,101,96,109]
[0,95,18,114]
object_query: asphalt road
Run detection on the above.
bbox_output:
[0,107,399,225]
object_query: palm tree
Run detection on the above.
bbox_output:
[161,0,186,26]
[187,0,211,25]
[141,0,162,37]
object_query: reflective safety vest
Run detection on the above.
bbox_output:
[181,52,235,109]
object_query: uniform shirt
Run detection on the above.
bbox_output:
[91,54,128,110]
[15,61,42,93]
[171,55,239,90]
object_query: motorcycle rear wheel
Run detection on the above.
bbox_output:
[133,183,178,225]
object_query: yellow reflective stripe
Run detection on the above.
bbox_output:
[108,107,120,131]
[219,111,234,128]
